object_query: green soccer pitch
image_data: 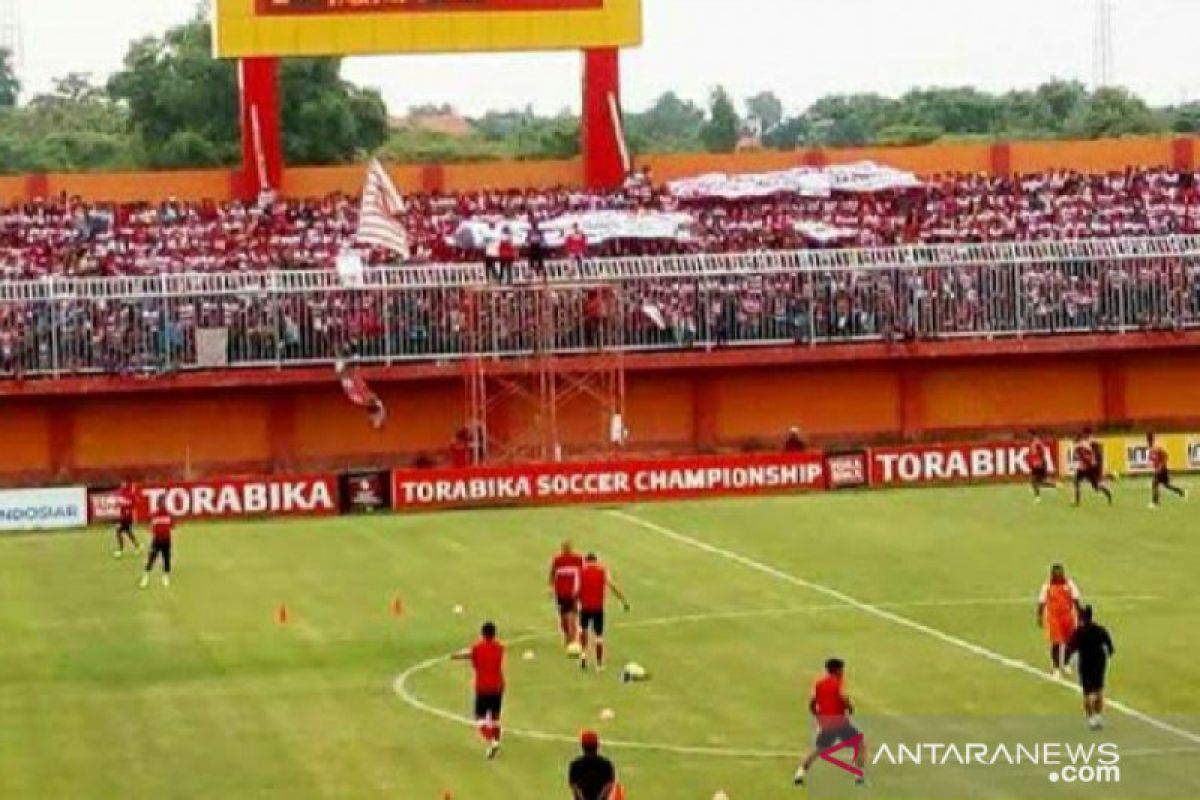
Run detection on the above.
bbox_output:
[2,483,1198,800]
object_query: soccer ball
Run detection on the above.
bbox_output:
[599,708,616,721]
[621,662,649,683]
[565,641,584,658]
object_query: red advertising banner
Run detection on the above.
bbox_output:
[137,475,339,520]
[869,439,1058,487]
[824,452,869,490]
[88,489,123,523]
[392,453,827,511]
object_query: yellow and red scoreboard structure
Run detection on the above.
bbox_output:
[213,0,643,194]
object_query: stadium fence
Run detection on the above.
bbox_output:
[2,236,1199,378]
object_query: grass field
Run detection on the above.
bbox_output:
[2,482,1198,800]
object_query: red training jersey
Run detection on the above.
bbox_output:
[1074,441,1096,470]
[471,638,505,694]
[1151,445,1167,471]
[551,553,585,599]
[1028,438,1046,469]
[150,514,173,542]
[812,675,851,731]
[117,487,135,523]
[579,563,607,612]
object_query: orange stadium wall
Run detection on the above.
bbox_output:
[4,136,1198,204]
[3,337,1199,486]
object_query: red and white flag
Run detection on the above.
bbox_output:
[356,159,410,258]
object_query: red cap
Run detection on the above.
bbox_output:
[580,730,600,749]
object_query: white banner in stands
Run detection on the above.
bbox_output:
[448,210,695,250]
[0,487,88,531]
[794,220,860,243]
[667,161,922,200]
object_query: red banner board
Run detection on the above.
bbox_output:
[392,453,827,511]
[824,452,869,490]
[868,440,1058,486]
[88,489,123,523]
[137,475,339,520]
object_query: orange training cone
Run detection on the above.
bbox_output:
[276,603,289,625]
[611,782,626,800]
[391,595,403,617]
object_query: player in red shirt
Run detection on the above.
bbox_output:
[112,481,141,558]
[452,621,506,759]
[794,658,866,786]
[549,541,585,648]
[139,511,174,588]
[578,553,629,672]
[1026,432,1057,502]
[1072,430,1113,507]
[1147,432,1187,508]
[336,360,386,430]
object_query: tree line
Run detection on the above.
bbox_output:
[3,12,1200,174]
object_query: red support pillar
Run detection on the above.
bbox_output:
[237,57,284,200]
[582,48,626,190]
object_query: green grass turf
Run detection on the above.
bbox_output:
[1,482,1198,800]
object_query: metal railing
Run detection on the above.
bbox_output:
[2,236,1199,378]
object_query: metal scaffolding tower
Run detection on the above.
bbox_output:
[462,282,627,465]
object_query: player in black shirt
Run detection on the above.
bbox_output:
[569,730,617,800]
[1065,605,1115,731]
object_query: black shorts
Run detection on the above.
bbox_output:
[556,595,578,616]
[116,518,133,535]
[1075,468,1101,489]
[815,723,861,751]
[1079,666,1106,694]
[580,609,605,637]
[148,537,171,563]
[1032,465,1048,483]
[474,692,503,720]
[1153,469,1171,486]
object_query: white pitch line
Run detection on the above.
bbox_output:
[393,598,1172,761]
[393,613,801,759]
[606,509,1200,749]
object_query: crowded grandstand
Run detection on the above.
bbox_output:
[5,1,1200,799]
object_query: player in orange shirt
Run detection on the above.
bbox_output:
[549,541,585,648]
[1147,432,1187,509]
[452,621,506,759]
[1037,564,1084,679]
[578,553,629,672]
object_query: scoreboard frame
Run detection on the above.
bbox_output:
[214,0,643,58]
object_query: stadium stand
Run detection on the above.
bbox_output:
[2,167,1200,378]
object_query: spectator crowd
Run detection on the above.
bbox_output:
[2,166,1200,377]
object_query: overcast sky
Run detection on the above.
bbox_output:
[12,0,1200,116]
